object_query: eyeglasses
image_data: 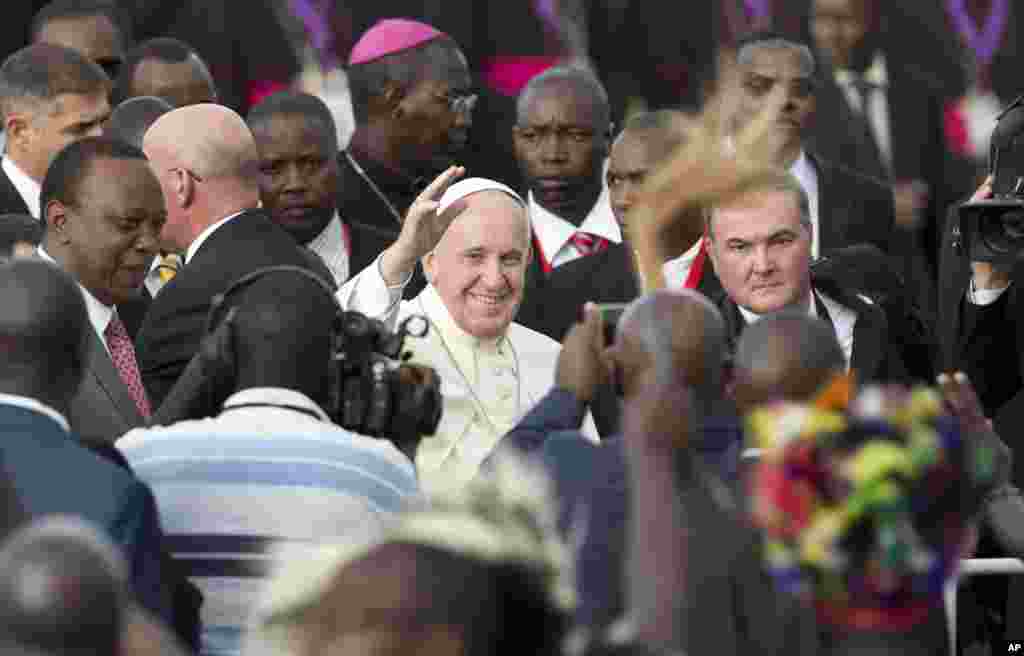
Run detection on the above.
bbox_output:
[436,92,478,115]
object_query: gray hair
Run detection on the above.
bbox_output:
[705,169,812,241]
[516,65,611,128]
[737,38,816,77]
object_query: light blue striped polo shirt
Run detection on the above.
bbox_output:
[118,387,419,656]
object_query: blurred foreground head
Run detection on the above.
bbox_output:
[251,454,569,656]
[747,385,992,631]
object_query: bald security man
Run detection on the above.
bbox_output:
[0,259,169,623]
[113,38,218,108]
[135,103,334,407]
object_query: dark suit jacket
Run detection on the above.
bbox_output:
[70,331,146,445]
[812,153,895,255]
[713,277,909,385]
[0,167,31,216]
[136,209,331,407]
[336,150,427,296]
[1,401,170,622]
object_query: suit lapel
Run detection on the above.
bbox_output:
[810,155,849,254]
[0,168,30,216]
[86,333,144,426]
[849,299,887,381]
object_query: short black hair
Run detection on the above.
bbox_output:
[347,36,463,123]
[112,37,212,104]
[105,95,173,149]
[29,0,130,45]
[247,91,339,153]
[40,137,146,215]
[0,44,110,117]
[0,215,43,255]
[516,66,611,128]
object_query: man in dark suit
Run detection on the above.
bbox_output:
[706,168,911,384]
[339,19,474,296]
[0,257,169,623]
[136,103,333,407]
[39,137,162,445]
[249,92,367,287]
[0,43,111,218]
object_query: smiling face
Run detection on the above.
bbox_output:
[423,190,530,339]
[513,80,609,225]
[707,189,812,315]
[254,114,338,244]
[50,156,165,306]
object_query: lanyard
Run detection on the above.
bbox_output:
[532,230,554,274]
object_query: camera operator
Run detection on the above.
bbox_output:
[117,268,420,656]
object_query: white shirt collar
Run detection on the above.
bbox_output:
[528,188,622,266]
[835,52,888,88]
[38,246,115,351]
[0,392,70,432]
[661,237,705,285]
[185,210,247,264]
[221,387,330,421]
[306,213,349,286]
[2,156,41,219]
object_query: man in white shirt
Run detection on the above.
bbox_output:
[0,43,111,218]
[135,103,334,406]
[339,170,596,492]
[248,91,352,286]
[705,167,909,384]
[39,137,164,444]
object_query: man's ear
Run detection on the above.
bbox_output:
[173,169,195,209]
[44,200,71,244]
[422,249,437,286]
[4,112,31,149]
[382,81,406,118]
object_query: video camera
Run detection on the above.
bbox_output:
[959,95,1024,266]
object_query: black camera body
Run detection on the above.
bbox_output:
[959,96,1024,266]
[328,312,442,452]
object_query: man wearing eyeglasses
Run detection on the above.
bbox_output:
[339,18,475,297]
[0,44,111,219]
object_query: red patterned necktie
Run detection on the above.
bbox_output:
[105,315,152,419]
[570,231,609,257]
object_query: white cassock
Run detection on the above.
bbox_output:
[337,255,598,493]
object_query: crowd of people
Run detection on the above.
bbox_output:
[2,1,1024,655]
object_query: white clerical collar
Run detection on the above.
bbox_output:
[789,150,813,182]
[221,387,329,421]
[185,210,247,264]
[0,392,70,432]
[528,188,622,262]
[37,246,115,349]
[835,52,888,88]
[2,156,41,219]
[737,289,815,325]
[418,283,506,354]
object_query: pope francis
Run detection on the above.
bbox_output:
[338,167,596,491]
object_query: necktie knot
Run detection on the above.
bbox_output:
[570,231,608,257]
[157,253,182,283]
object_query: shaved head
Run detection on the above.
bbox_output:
[732,312,845,412]
[613,290,727,403]
[106,95,172,149]
[0,259,88,409]
[143,103,257,181]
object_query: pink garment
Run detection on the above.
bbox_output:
[348,18,447,66]
[106,315,152,419]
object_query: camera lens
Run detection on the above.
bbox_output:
[1003,210,1024,240]
[981,209,1024,254]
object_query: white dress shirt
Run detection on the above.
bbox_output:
[529,189,622,270]
[738,289,858,369]
[2,156,41,219]
[306,213,349,286]
[661,238,705,289]
[185,210,247,264]
[789,150,821,258]
[835,53,893,173]
[336,255,598,491]
[38,246,115,355]
[968,279,1012,306]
